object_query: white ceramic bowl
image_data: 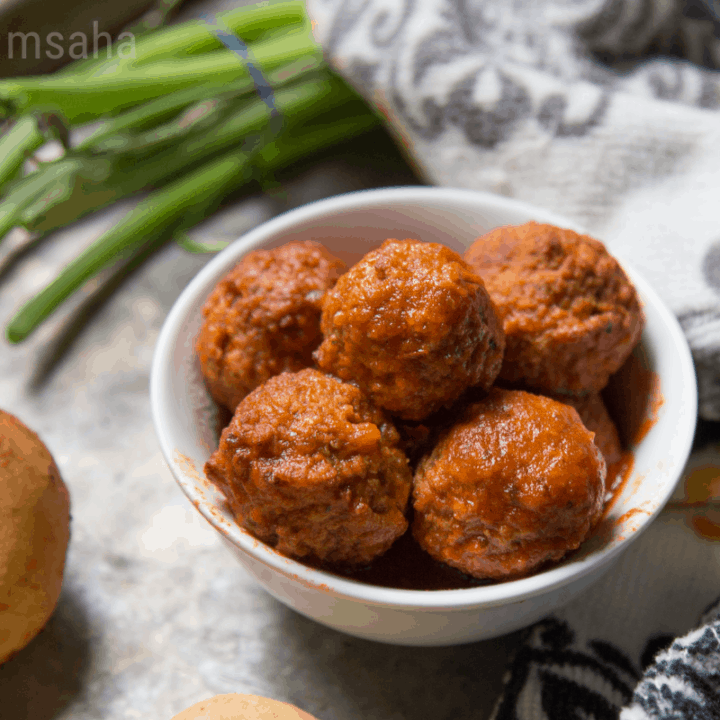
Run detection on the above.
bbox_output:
[151,187,697,646]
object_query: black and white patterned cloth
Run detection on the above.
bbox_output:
[491,602,720,720]
[304,2,720,717]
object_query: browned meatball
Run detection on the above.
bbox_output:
[204,369,412,566]
[196,241,346,412]
[314,239,505,421]
[412,389,606,580]
[464,222,644,395]
[556,392,623,472]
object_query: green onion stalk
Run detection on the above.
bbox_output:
[0,29,320,123]
[6,106,380,342]
[0,115,46,191]
[60,0,308,77]
[6,72,362,238]
[2,0,385,342]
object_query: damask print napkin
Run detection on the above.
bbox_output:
[304,1,720,716]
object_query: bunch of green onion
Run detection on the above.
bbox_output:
[0,0,381,342]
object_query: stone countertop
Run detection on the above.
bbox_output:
[0,129,522,720]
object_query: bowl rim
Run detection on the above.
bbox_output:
[151,185,698,611]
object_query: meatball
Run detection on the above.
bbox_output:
[196,240,346,412]
[464,222,644,395]
[555,392,623,472]
[412,389,606,580]
[204,369,411,566]
[314,238,505,421]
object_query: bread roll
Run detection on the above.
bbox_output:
[171,694,319,720]
[0,410,71,665]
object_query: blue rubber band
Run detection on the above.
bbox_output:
[203,12,284,143]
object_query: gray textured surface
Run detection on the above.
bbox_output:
[0,136,520,719]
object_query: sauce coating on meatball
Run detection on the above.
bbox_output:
[204,368,411,566]
[196,240,346,412]
[555,392,623,472]
[315,238,505,421]
[412,389,606,580]
[464,222,644,395]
